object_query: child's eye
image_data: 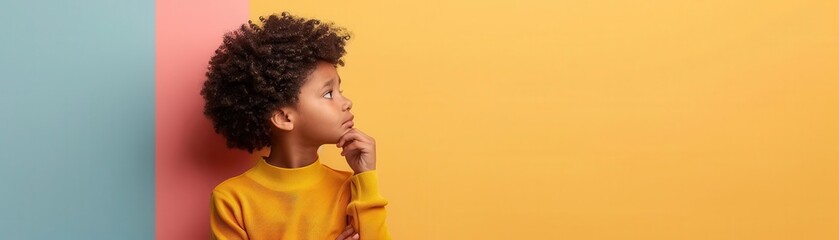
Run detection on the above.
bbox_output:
[324,90,344,99]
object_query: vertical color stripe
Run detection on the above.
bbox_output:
[0,0,155,238]
[155,0,251,239]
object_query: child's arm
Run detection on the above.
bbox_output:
[210,190,248,240]
[346,170,391,239]
[338,128,392,239]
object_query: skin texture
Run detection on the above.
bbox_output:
[200,12,352,153]
[200,12,378,238]
[266,61,378,240]
[336,223,360,240]
[265,60,377,174]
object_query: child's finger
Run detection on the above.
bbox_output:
[336,132,356,148]
[340,141,370,156]
[344,233,359,240]
[336,225,353,240]
[337,131,370,148]
[352,129,375,143]
[340,142,360,156]
[338,131,364,147]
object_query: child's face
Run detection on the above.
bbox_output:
[291,61,354,145]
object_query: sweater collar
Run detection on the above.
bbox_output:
[247,155,328,191]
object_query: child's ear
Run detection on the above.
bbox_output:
[270,108,295,131]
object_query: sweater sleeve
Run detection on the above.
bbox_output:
[210,190,248,240]
[346,170,392,240]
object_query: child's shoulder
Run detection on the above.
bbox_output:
[211,172,250,195]
[321,164,354,180]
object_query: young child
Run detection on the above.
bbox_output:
[201,12,391,240]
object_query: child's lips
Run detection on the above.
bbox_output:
[343,115,354,128]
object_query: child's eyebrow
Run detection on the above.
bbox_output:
[320,77,342,90]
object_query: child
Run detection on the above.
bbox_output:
[201,12,391,240]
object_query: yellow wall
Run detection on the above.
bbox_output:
[251,1,838,239]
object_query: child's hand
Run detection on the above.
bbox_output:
[336,128,376,174]
[335,224,359,240]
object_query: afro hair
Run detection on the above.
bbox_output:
[200,12,352,153]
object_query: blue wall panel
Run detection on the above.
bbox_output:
[0,0,154,238]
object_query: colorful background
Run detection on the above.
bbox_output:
[2,0,838,239]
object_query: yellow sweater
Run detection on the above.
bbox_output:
[210,156,391,240]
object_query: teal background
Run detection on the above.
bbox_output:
[0,0,154,238]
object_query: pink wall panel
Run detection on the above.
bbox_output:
[155,1,250,239]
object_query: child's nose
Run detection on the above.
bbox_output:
[343,99,352,111]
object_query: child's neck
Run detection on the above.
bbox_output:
[263,136,320,169]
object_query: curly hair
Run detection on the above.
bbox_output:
[200,12,352,153]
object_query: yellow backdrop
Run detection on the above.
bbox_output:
[250,1,838,239]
